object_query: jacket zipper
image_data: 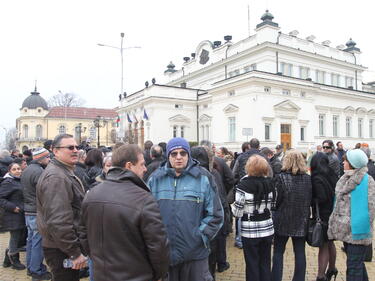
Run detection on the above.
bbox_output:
[174,178,177,200]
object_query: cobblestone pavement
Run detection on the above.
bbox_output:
[0,232,373,281]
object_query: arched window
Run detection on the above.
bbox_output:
[89,127,96,140]
[36,125,42,138]
[58,125,66,134]
[23,124,29,138]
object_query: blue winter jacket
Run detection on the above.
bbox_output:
[147,159,223,266]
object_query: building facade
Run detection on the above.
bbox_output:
[17,89,118,151]
[117,11,375,151]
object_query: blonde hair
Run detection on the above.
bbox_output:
[282,149,307,175]
[245,155,269,177]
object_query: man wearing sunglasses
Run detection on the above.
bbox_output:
[322,139,340,179]
[148,137,223,281]
[37,134,87,281]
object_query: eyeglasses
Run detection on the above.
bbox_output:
[323,146,332,149]
[170,151,188,158]
[55,145,79,151]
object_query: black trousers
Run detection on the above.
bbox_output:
[242,236,273,281]
[344,243,369,281]
[43,247,80,281]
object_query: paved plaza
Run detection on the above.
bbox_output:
[0,232,373,281]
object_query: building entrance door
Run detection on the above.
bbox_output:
[280,124,291,151]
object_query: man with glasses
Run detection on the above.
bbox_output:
[21,147,51,280]
[37,134,87,281]
[147,137,223,281]
[322,140,340,179]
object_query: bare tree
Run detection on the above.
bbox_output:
[48,91,85,107]
[5,128,17,151]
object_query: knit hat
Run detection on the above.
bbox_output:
[346,149,368,169]
[166,137,190,157]
[32,147,50,161]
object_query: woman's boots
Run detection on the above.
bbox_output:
[2,249,11,267]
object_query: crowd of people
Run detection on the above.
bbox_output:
[0,135,373,281]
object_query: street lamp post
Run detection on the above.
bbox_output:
[93,116,108,148]
[97,33,141,96]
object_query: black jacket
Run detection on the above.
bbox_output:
[233,149,272,182]
[21,160,45,215]
[143,157,164,182]
[274,172,312,237]
[80,167,170,281]
[74,162,88,190]
[270,156,282,177]
[0,156,13,178]
[0,175,25,231]
[84,165,102,188]
[367,160,375,181]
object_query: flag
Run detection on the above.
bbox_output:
[143,109,149,120]
[133,114,138,123]
[127,113,132,123]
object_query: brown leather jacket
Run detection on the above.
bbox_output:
[80,167,170,281]
[36,158,85,259]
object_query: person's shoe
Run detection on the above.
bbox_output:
[8,253,26,270]
[31,271,52,280]
[217,262,230,273]
[234,240,243,249]
[27,269,32,276]
[3,249,11,268]
[326,268,338,281]
[316,276,328,281]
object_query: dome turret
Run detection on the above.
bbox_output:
[344,38,360,53]
[256,10,279,29]
[21,87,48,110]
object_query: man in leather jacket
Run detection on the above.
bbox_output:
[80,144,169,281]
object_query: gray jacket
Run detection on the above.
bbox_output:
[328,167,375,245]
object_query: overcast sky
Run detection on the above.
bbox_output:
[1,0,374,145]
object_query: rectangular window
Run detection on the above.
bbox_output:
[316,70,325,84]
[173,126,178,138]
[300,91,306,98]
[264,86,271,93]
[175,104,183,109]
[319,114,325,136]
[358,118,363,138]
[299,66,310,79]
[333,115,339,137]
[300,127,305,141]
[282,89,291,96]
[345,77,354,88]
[346,117,352,137]
[228,117,236,142]
[228,91,235,97]
[265,124,270,141]
[331,73,340,87]
[370,119,374,138]
[280,62,293,76]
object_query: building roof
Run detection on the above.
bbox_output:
[22,90,49,110]
[46,107,117,119]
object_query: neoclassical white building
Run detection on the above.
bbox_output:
[117,10,375,151]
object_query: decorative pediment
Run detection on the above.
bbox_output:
[274,100,301,112]
[344,106,355,113]
[368,109,375,115]
[223,104,239,114]
[356,107,367,114]
[169,114,190,123]
[199,114,212,122]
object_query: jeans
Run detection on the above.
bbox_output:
[88,258,94,281]
[43,247,80,281]
[344,243,369,281]
[8,229,23,255]
[25,215,48,275]
[271,234,306,281]
[242,236,273,281]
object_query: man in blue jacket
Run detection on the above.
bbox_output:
[148,137,223,281]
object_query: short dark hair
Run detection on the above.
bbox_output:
[158,142,167,153]
[112,144,143,168]
[336,141,342,147]
[112,142,125,150]
[151,145,163,158]
[322,140,334,149]
[144,140,153,150]
[249,138,260,149]
[241,142,250,152]
[260,147,273,157]
[52,134,73,149]
[13,158,25,165]
[85,149,103,168]
[44,140,53,150]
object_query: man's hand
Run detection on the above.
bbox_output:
[13,207,21,213]
[71,254,87,270]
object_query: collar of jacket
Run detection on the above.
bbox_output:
[341,166,368,193]
[106,167,150,192]
[160,158,201,178]
[51,158,75,174]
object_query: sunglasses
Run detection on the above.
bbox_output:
[170,151,188,157]
[323,146,332,149]
[55,145,79,151]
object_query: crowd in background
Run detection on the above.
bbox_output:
[0,136,373,281]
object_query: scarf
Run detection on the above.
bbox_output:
[351,173,371,240]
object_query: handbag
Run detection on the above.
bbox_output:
[306,201,324,247]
